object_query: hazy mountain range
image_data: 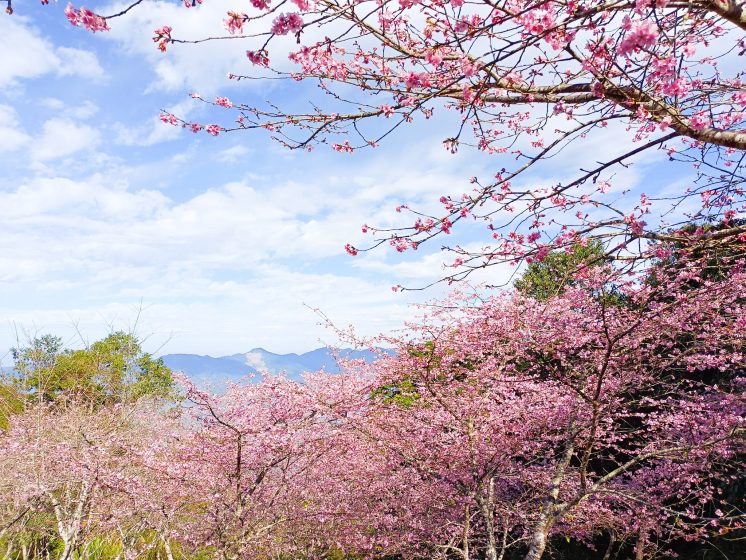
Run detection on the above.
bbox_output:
[160,347,384,384]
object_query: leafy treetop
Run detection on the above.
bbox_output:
[9,332,176,405]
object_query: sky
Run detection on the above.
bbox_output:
[0,0,501,359]
[0,0,692,360]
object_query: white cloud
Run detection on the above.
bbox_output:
[0,267,421,357]
[113,99,197,146]
[0,169,386,284]
[72,101,100,119]
[0,180,426,354]
[40,98,66,111]
[0,17,60,87]
[57,47,106,81]
[0,104,31,152]
[33,118,101,161]
[41,99,100,119]
[0,17,105,88]
[0,147,474,357]
[1,175,166,225]
[216,144,250,163]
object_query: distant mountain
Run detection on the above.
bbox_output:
[160,347,385,385]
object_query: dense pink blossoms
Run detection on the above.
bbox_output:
[270,12,304,35]
[2,257,743,560]
[246,49,270,66]
[617,17,659,56]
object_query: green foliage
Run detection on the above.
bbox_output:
[0,382,23,430]
[514,240,605,300]
[0,530,216,560]
[10,332,177,405]
[372,377,421,407]
[73,536,118,560]
[372,339,483,406]
[371,342,440,407]
[407,340,436,359]
[648,219,746,288]
[0,511,63,560]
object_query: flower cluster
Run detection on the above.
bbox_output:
[246,50,270,66]
[204,124,222,136]
[224,11,246,34]
[152,25,172,52]
[64,2,109,32]
[618,17,658,56]
[270,12,303,35]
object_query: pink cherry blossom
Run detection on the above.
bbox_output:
[64,2,109,32]
[204,124,222,136]
[215,96,233,108]
[246,50,270,66]
[618,17,658,56]
[271,12,303,35]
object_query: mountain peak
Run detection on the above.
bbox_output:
[161,346,383,385]
[242,349,270,370]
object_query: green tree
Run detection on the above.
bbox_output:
[514,240,606,300]
[10,332,176,405]
[647,218,746,288]
[0,381,23,431]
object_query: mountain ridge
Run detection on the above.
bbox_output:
[160,347,385,384]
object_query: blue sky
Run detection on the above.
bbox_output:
[0,1,695,359]
[0,0,507,358]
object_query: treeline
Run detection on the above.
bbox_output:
[0,241,744,560]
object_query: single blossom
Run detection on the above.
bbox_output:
[205,124,222,136]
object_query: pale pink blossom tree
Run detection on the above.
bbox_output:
[0,398,178,560]
[161,373,363,559]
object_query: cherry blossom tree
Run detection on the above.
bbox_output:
[323,255,746,559]
[0,398,178,560]
[16,0,744,281]
[159,373,359,559]
[1,253,743,560]
[162,254,743,560]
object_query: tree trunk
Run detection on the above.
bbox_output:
[522,442,575,560]
[602,531,616,560]
[523,514,551,560]
[633,529,647,560]
[162,535,175,560]
[59,540,74,560]
[51,482,91,560]
[462,504,470,560]
[478,478,498,560]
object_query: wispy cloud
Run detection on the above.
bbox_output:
[0,17,105,88]
[0,105,32,152]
